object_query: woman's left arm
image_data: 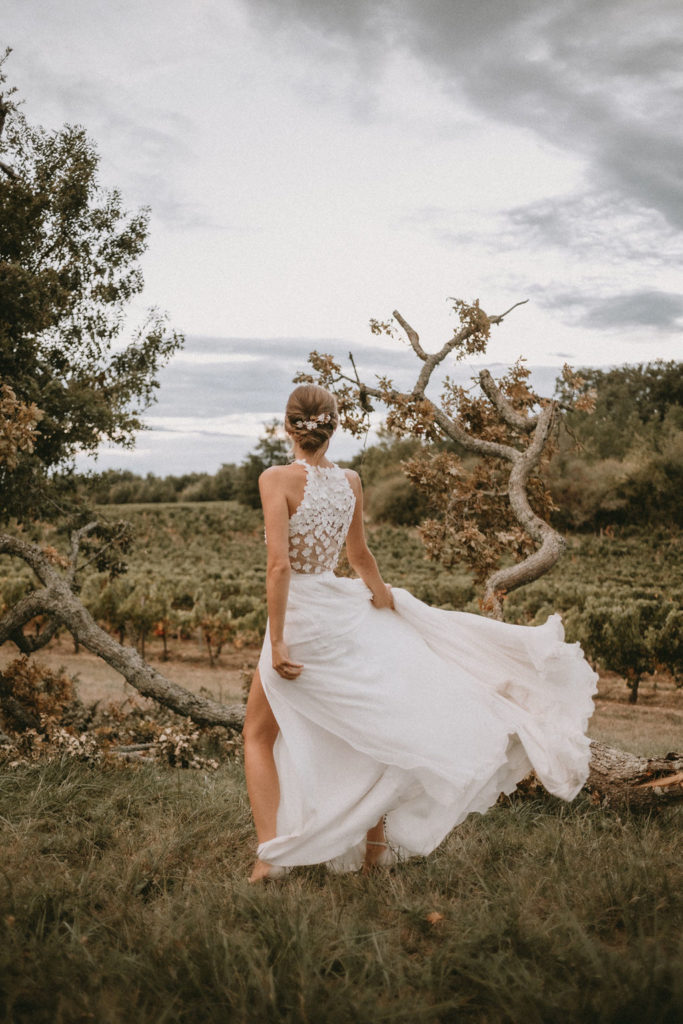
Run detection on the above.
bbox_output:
[344,471,394,610]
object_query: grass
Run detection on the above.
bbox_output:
[0,757,681,1024]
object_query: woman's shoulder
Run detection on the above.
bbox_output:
[342,468,362,491]
[258,463,301,492]
[259,463,294,479]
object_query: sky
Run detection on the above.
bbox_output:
[3,0,682,474]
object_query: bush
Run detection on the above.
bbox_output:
[365,473,429,526]
[576,598,682,702]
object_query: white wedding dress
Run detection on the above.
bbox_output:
[257,461,597,871]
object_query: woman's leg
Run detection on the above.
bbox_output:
[362,815,387,875]
[243,668,280,881]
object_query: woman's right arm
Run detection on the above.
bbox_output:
[344,471,394,610]
[259,467,303,678]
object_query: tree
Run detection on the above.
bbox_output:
[0,50,182,521]
[577,598,683,704]
[295,300,595,619]
[555,360,683,461]
[235,421,290,508]
[547,360,683,529]
[0,57,243,734]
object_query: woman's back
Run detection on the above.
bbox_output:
[288,460,356,574]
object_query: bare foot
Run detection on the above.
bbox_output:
[249,858,289,883]
[362,840,390,876]
[249,859,273,884]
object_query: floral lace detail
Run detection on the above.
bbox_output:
[288,461,356,574]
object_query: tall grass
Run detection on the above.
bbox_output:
[1,757,681,1023]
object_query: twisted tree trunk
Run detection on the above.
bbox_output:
[312,303,568,619]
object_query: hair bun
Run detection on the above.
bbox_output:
[286,385,338,452]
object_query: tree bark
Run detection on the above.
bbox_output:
[586,741,683,809]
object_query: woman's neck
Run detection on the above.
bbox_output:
[292,444,332,467]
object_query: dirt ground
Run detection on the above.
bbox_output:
[0,633,258,706]
[1,634,680,756]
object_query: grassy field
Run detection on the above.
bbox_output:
[0,757,681,1024]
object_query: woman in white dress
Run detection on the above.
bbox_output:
[243,385,597,883]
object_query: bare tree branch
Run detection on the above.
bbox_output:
[9,617,60,655]
[0,535,60,587]
[67,521,98,584]
[0,588,55,646]
[587,742,683,808]
[392,310,427,361]
[478,368,539,433]
[488,299,529,324]
[430,403,517,461]
[412,319,481,397]
[483,404,563,617]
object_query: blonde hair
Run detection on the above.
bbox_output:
[285,384,338,452]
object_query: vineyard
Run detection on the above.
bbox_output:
[2,502,681,709]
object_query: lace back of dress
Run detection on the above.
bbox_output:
[289,463,356,574]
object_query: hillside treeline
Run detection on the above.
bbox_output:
[84,361,682,530]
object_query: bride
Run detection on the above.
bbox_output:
[243,384,597,883]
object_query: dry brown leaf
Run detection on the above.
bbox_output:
[425,911,444,926]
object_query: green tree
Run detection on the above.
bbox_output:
[0,51,182,521]
[555,360,683,460]
[235,421,290,508]
[576,597,683,704]
[549,361,683,529]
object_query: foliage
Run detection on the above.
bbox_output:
[549,360,683,530]
[0,381,43,469]
[0,655,76,731]
[233,420,290,508]
[70,361,683,538]
[348,433,431,526]
[0,659,238,770]
[81,464,240,505]
[555,359,683,460]
[0,53,182,521]
[3,501,680,706]
[576,599,679,704]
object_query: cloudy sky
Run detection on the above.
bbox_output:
[4,0,682,473]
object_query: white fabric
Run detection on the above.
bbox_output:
[257,463,598,871]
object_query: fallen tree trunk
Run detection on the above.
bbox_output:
[585,741,683,809]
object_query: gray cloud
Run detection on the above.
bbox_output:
[1,29,212,229]
[505,192,683,268]
[249,0,683,229]
[541,289,683,331]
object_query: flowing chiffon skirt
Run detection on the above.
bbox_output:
[257,572,597,871]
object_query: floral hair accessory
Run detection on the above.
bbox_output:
[294,413,332,431]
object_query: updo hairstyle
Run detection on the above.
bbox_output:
[285,384,339,453]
